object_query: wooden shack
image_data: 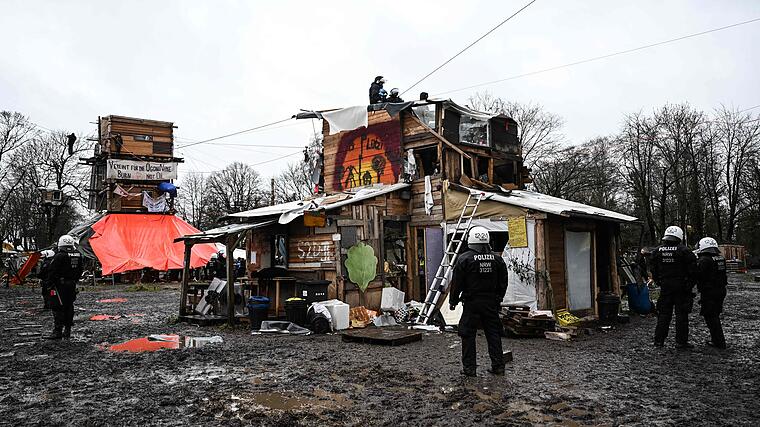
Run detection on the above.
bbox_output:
[84,115,181,213]
[184,99,636,323]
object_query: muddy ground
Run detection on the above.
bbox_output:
[1,274,759,427]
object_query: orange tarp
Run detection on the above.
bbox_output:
[89,214,217,275]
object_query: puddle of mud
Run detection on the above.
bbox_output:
[96,298,128,303]
[243,389,352,412]
[104,335,223,353]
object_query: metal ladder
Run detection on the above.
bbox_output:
[417,192,486,325]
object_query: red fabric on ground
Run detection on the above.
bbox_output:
[89,214,217,275]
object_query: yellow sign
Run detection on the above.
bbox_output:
[507,216,528,248]
[303,210,327,227]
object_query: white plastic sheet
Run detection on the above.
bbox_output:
[502,218,538,310]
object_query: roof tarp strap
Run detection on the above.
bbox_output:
[444,182,526,221]
[89,214,218,275]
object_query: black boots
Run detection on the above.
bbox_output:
[46,326,63,340]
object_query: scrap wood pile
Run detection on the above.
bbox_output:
[501,305,556,337]
[501,306,599,341]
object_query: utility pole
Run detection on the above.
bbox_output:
[270,178,275,206]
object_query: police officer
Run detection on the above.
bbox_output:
[449,226,508,376]
[46,235,83,340]
[649,226,697,349]
[695,237,727,349]
[369,76,387,104]
[38,249,56,309]
[386,88,404,103]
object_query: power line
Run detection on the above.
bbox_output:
[400,0,538,96]
[434,16,760,96]
[175,117,293,149]
[173,120,310,145]
[181,151,303,174]
[739,104,760,113]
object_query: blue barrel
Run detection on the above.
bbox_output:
[247,296,270,330]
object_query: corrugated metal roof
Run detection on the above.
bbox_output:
[471,188,637,223]
[175,220,276,242]
[225,183,411,224]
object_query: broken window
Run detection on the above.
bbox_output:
[413,104,437,129]
[459,116,489,147]
[272,234,287,267]
[476,156,490,182]
[493,160,516,185]
[414,147,439,177]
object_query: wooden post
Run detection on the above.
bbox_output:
[610,224,622,296]
[226,235,236,326]
[534,219,548,310]
[179,241,192,316]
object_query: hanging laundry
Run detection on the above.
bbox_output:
[424,175,434,215]
[322,106,368,135]
[142,192,167,213]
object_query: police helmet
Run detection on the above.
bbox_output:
[57,234,76,249]
[696,237,720,254]
[662,225,684,242]
[467,226,490,245]
[390,88,400,96]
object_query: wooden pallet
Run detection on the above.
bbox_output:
[341,328,423,346]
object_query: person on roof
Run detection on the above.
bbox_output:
[369,76,387,104]
[386,88,404,103]
[46,235,83,340]
[695,237,727,349]
[449,226,508,377]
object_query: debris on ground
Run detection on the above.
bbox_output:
[96,298,128,303]
[90,314,121,321]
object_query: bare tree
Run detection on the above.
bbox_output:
[271,133,322,204]
[176,172,210,229]
[468,92,564,168]
[618,112,659,243]
[712,106,760,241]
[0,112,38,245]
[206,162,266,220]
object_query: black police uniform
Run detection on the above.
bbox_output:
[369,81,385,104]
[47,248,83,338]
[649,242,697,346]
[450,247,508,374]
[696,250,727,348]
[39,254,54,309]
[386,94,404,103]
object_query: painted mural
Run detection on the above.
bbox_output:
[332,119,402,191]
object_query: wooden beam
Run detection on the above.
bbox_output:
[610,224,622,296]
[534,219,548,310]
[179,242,192,316]
[408,114,471,160]
[226,236,236,326]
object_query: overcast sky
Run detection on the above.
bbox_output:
[2,0,758,181]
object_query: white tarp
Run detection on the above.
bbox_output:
[502,218,538,310]
[322,106,368,135]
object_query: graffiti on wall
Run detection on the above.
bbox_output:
[332,119,402,191]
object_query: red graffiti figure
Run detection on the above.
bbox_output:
[333,119,402,191]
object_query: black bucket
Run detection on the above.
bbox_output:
[247,296,270,330]
[285,298,308,326]
[597,293,620,321]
